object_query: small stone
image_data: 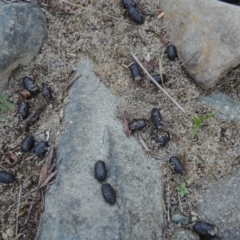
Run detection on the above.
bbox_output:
[171,213,189,225]
[6,228,14,237]
[144,52,151,62]
[2,232,8,240]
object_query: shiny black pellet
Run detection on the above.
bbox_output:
[23,76,38,94]
[42,83,53,100]
[101,183,116,205]
[20,136,35,152]
[17,102,29,119]
[152,74,167,85]
[155,132,170,147]
[128,7,144,24]
[130,63,142,81]
[0,171,16,184]
[94,160,107,182]
[122,0,136,8]
[218,0,240,4]
[33,141,48,156]
[167,45,178,61]
[169,156,185,174]
[129,118,147,132]
[193,222,216,236]
[151,108,163,128]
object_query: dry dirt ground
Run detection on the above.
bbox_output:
[0,0,240,239]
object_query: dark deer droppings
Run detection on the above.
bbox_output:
[130,62,142,81]
[169,156,185,174]
[155,132,170,147]
[128,7,144,24]
[129,118,148,132]
[20,136,35,152]
[0,171,16,184]
[17,102,29,119]
[152,74,167,85]
[193,222,217,236]
[167,44,178,61]
[42,83,53,100]
[33,141,48,156]
[151,108,163,128]
[122,0,136,8]
[94,160,107,182]
[23,76,38,94]
[101,183,116,205]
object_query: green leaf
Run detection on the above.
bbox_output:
[2,100,15,111]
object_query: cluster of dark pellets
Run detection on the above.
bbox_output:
[94,160,116,205]
[122,0,144,24]
[0,77,53,184]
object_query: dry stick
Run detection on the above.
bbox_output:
[63,73,82,91]
[130,50,186,114]
[16,183,22,237]
[24,191,38,224]
[178,192,183,213]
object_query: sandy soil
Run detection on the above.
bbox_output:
[0,0,240,239]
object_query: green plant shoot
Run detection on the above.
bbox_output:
[0,93,15,112]
[176,182,189,198]
[192,113,215,138]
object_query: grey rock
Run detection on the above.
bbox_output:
[161,0,240,89]
[38,60,163,240]
[200,93,240,122]
[171,213,189,225]
[170,229,199,240]
[196,170,240,239]
[0,1,47,86]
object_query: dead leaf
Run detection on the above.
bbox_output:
[39,171,58,189]
[4,152,21,166]
[19,90,31,101]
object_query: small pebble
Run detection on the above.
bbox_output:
[171,213,189,225]
[6,228,14,238]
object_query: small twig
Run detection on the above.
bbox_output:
[63,73,82,91]
[123,111,130,137]
[157,12,164,19]
[178,192,183,213]
[24,191,38,224]
[16,183,22,237]
[130,50,186,113]
[138,136,150,152]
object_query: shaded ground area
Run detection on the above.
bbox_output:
[0,0,240,239]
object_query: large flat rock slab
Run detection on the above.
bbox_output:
[37,60,163,240]
[0,1,47,85]
[161,0,240,89]
[196,170,240,239]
